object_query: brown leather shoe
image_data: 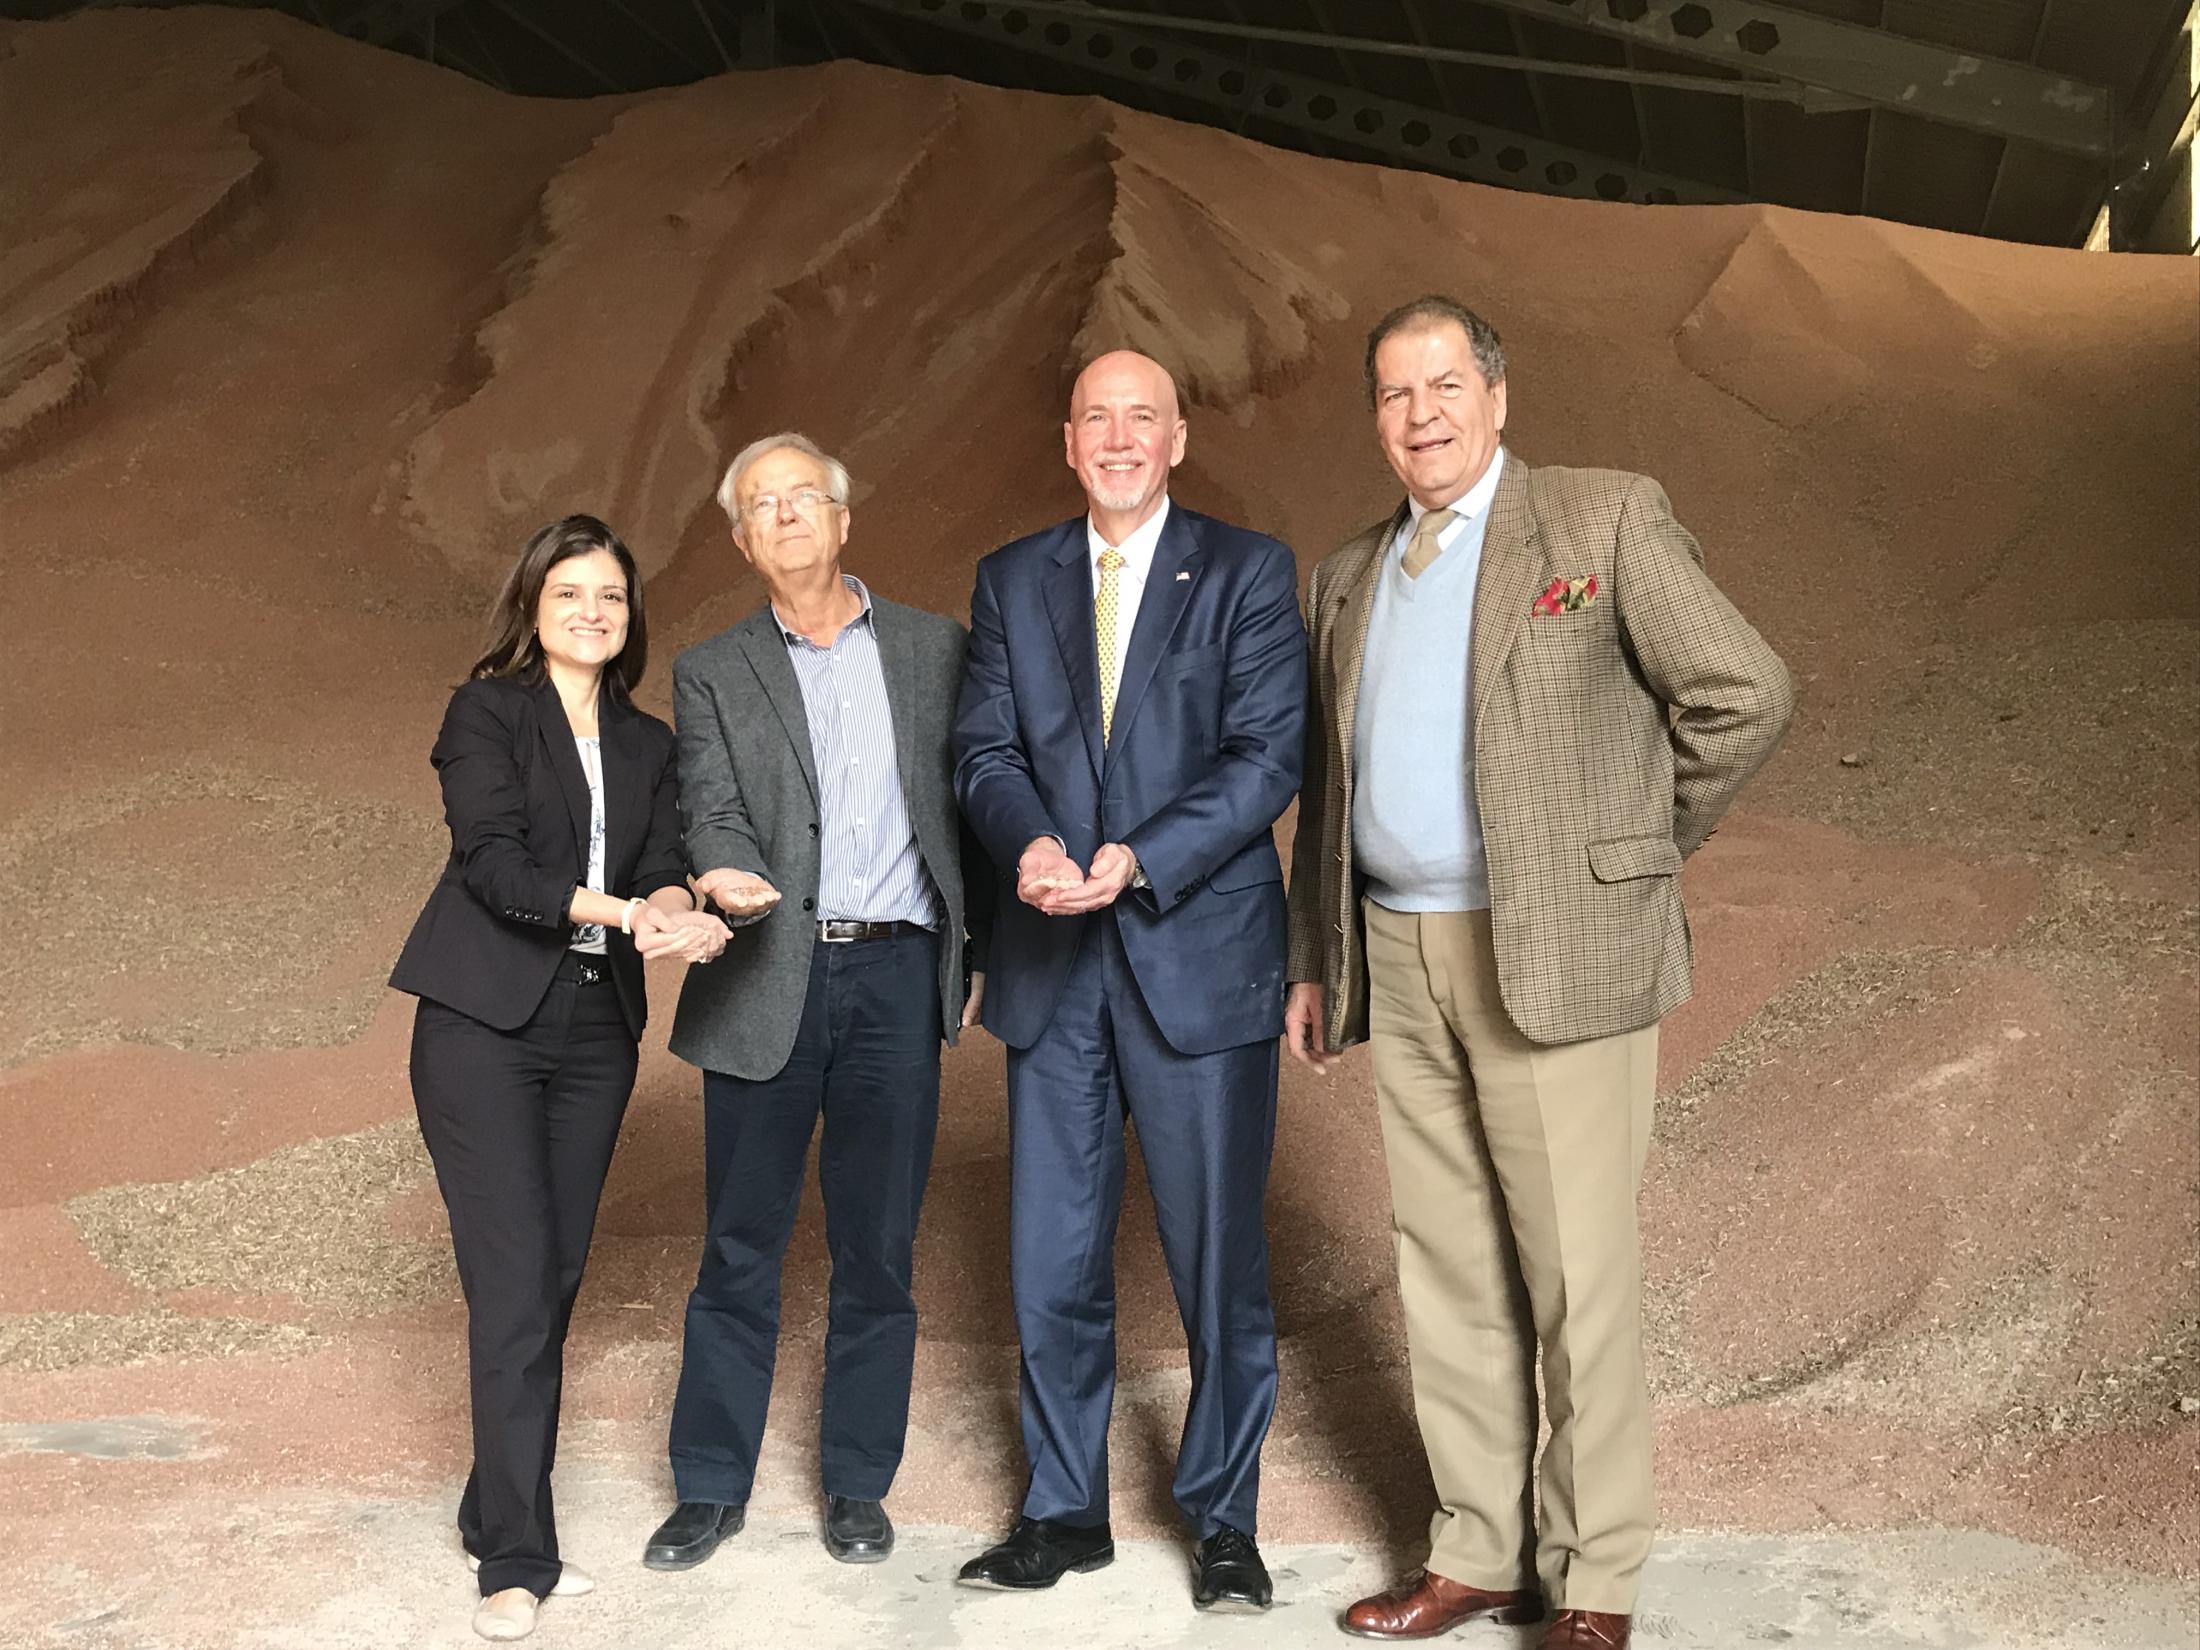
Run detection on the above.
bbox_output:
[1340,1570,1544,1639]
[1543,1608,1633,1647]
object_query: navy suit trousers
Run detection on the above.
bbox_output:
[1008,911,1280,1537]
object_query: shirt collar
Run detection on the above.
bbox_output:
[1087,496,1171,580]
[1405,446,1506,529]
[773,574,872,646]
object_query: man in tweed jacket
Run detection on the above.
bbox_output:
[1284,297,1792,1650]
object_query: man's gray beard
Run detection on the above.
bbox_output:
[1091,483,1145,513]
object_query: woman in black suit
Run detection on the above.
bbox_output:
[390,515,728,1643]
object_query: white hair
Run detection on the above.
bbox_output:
[715,432,852,525]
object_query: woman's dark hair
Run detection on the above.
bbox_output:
[469,514,648,702]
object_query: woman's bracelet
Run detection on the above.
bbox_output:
[619,896,646,934]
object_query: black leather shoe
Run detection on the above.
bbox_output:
[642,1501,745,1571]
[824,1496,894,1563]
[956,1517,1115,1589]
[1193,1525,1273,1613]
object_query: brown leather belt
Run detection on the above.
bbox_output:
[816,920,930,944]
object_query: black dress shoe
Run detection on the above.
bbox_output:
[956,1516,1115,1589]
[824,1496,894,1563]
[642,1501,745,1571]
[1193,1525,1273,1613]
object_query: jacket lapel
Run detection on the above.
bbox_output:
[1040,520,1105,781]
[737,612,821,804]
[1103,504,1201,775]
[1470,456,1544,740]
[1332,505,1405,784]
[532,675,593,860]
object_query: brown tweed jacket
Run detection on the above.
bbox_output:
[1284,454,1794,1050]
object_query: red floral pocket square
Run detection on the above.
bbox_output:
[1533,575,1599,616]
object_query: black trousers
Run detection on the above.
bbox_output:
[410,956,637,1599]
[668,927,941,1505]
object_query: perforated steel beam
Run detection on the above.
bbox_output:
[912,0,1858,105]
[1465,0,2113,158]
[848,0,1741,204]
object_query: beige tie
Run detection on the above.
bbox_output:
[1096,547,1126,742]
[1401,507,1457,579]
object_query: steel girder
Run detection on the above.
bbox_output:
[845,0,1742,203]
[1462,0,2113,158]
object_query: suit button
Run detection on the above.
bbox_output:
[802,897,815,912]
[808,822,819,836]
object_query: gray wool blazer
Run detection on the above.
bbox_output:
[667,595,990,1080]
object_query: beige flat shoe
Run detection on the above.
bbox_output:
[472,1588,537,1642]
[467,1554,594,1597]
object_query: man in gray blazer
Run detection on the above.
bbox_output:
[643,432,988,1573]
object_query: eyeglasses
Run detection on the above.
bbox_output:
[742,487,838,521]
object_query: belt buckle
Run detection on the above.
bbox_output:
[818,921,855,944]
[574,957,605,986]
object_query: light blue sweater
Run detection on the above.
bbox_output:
[1351,456,1505,913]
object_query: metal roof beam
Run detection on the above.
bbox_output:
[1397,0,1467,116]
[1977,0,2059,237]
[692,0,735,68]
[1461,0,2112,158]
[847,0,1741,203]
[1503,8,1562,139]
[2110,0,2198,246]
[339,0,474,50]
[593,0,720,77]
[904,0,1856,105]
[477,0,627,91]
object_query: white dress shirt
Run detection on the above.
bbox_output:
[1087,496,1172,688]
[569,735,609,954]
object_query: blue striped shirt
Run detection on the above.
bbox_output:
[775,577,943,930]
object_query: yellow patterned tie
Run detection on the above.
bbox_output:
[1401,507,1457,579]
[1095,546,1126,742]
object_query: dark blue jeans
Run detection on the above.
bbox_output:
[668,927,942,1504]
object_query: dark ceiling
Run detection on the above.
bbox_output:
[16,0,2197,248]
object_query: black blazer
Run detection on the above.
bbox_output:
[389,673,691,1039]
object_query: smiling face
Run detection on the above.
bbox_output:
[1065,350,1187,535]
[534,547,630,675]
[731,444,850,586]
[1372,320,1508,511]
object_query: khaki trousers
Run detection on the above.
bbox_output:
[1363,900,1657,1613]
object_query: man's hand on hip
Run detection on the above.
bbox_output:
[1042,843,1137,915]
[1283,982,1333,1074]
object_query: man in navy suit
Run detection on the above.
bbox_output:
[952,351,1306,1613]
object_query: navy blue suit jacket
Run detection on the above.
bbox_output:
[954,504,1307,1055]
